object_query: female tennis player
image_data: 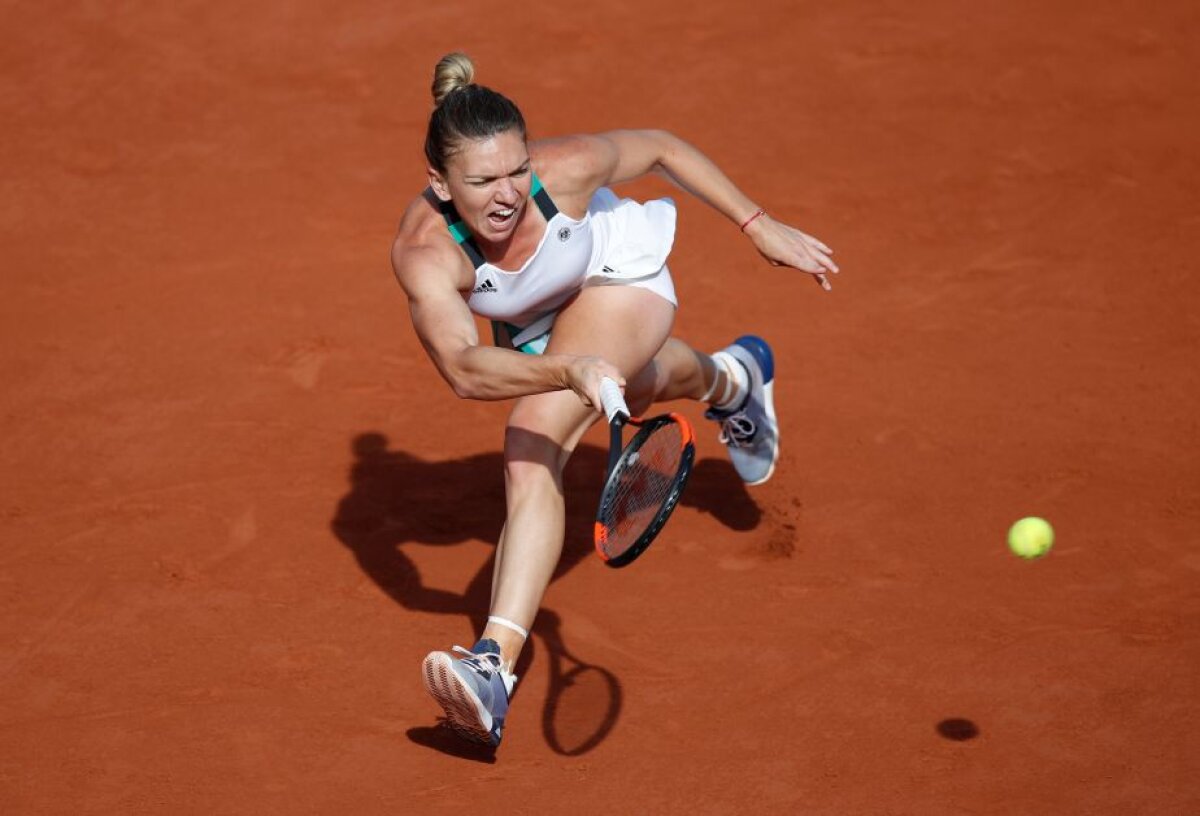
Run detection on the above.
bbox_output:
[393,53,838,747]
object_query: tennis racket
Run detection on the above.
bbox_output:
[593,377,695,567]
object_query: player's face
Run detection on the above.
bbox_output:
[430,129,532,244]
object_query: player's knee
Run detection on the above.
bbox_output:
[503,425,567,484]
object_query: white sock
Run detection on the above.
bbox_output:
[707,351,749,411]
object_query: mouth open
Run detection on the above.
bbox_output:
[487,207,516,229]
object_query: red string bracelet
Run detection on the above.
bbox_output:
[739,209,767,232]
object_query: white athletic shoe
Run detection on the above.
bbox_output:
[705,335,779,486]
[422,638,515,747]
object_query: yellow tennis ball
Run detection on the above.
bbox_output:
[1008,517,1054,559]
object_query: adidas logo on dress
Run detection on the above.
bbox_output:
[472,279,497,294]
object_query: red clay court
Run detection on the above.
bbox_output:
[3,2,1198,813]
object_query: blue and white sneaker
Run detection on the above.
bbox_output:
[705,335,779,486]
[422,638,516,747]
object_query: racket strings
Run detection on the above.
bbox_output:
[598,423,685,558]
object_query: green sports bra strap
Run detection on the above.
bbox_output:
[435,196,485,269]
[530,172,559,222]
[432,173,559,270]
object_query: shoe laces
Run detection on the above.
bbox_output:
[716,412,757,448]
[452,645,516,685]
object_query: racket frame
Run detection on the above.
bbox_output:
[593,386,695,567]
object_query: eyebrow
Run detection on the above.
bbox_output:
[462,160,531,183]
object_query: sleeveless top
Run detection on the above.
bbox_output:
[435,173,678,348]
[437,174,593,328]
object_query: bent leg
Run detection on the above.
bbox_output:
[624,337,715,412]
[626,331,782,486]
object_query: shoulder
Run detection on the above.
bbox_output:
[529,134,616,201]
[391,191,474,298]
[530,130,676,200]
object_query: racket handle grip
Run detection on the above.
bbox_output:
[599,377,629,423]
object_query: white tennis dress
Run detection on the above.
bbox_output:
[437,174,677,353]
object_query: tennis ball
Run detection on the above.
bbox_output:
[1007,517,1054,559]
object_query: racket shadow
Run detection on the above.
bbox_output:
[535,609,623,757]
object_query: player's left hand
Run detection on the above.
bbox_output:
[743,215,839,291]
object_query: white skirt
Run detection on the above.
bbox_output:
[582,188,677,305]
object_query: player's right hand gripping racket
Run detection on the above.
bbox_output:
[594,377,696,568]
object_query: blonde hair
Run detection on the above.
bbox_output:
[424,52,527,172]
[431,52,475,107]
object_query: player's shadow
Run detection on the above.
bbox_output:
[330,431,760,757]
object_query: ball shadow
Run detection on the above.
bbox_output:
[936,718,980,741]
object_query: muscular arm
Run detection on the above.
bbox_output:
[393,241,620,404]
[596,129,761,225]
[546,130,839,287]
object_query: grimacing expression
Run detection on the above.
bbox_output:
[430,129,532,244]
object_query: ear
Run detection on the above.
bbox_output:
[427,167,451,201]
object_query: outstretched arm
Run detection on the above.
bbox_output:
[573,129,839,290]
[393,242,623,406]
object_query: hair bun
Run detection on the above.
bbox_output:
[431,52,476,107]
